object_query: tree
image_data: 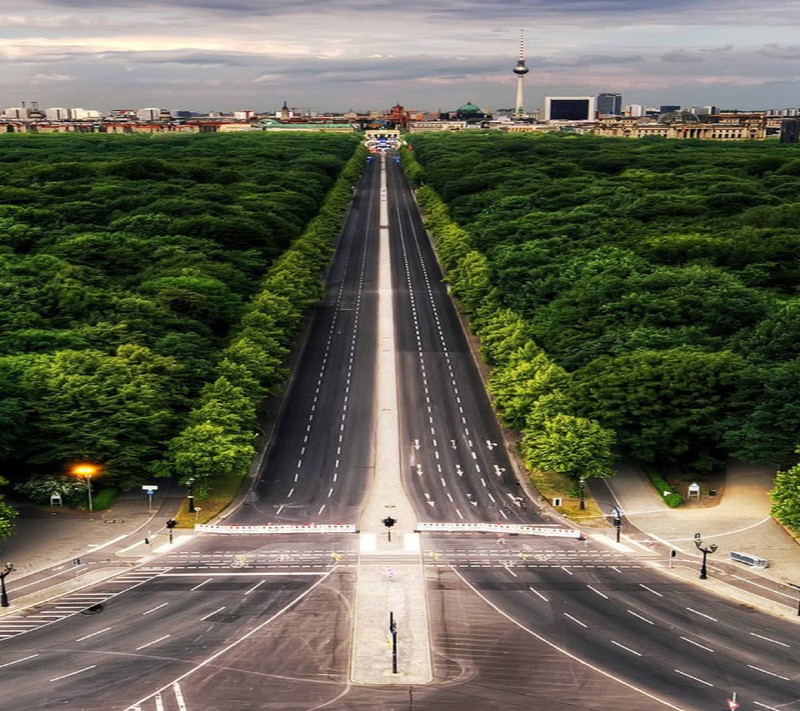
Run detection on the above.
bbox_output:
[520,413,616,481]
[160,422,255,497]
[21,345,183,485]
[771,460,800,533]
[0,476,16,539]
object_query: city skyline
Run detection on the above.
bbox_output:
[3,1,800,112]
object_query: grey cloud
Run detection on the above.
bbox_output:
[759,44,800,59]
[661,50,706,63]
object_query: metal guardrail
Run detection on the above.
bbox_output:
[195,524,358,534]
[416,522,582,539]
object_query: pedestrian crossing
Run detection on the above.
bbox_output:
[127,682,187,711]
[0,567,169,640]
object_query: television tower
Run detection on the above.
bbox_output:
[513,30,529,117]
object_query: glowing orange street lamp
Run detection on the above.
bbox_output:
[71,463,100,513]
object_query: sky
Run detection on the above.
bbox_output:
[3,0,800,114]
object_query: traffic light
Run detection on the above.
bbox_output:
[165,519,177,529]
[382,517,396,528]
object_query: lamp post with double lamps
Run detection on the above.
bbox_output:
[71,463,100,513]
[694,533,718,580]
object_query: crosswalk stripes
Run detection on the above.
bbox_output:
[0,566,169,640]
[126,682,186,711]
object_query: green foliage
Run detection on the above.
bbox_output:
[520,413,616,481]
[406,133,800,472]
[770,458,800,532]
[0,475,15,539]
[642,466,683,508]
[0,132,363,494]
[158,143,368,495]
[14,474,88,506]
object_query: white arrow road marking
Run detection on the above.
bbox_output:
[486,440,497,450]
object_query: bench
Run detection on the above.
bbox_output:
[728,551,769,569]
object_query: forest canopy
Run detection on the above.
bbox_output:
[407,133,800,488]
[0,132,362,527]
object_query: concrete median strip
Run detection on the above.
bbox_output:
[351,155,432,685]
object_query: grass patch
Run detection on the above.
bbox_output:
[88,487,118,511]
[172,470,247,528]
[527,467,603,523]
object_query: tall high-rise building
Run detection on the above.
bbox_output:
[597,93,622,116]
[512,30,529,117]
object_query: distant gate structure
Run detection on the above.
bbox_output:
[364,129,402,152]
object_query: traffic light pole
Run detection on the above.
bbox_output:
[389,611,398,674]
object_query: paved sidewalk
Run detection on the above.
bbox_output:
[586,461,800,619]
[0,485,183,579]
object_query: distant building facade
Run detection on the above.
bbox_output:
[545,96,596,122]
[597,93,622,116]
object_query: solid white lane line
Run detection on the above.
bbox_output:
[680,636,715,652]
[504,566,518,578]
[686,607,717,622]
[638,584,663,597]
[747,664,790,680]
[76,627,112,642]
[0,654,38,668]
[51,666,97,682]
[142,602,169,615]
[749,632,790,647]
[563,613,587,628]
[136,634,170,650]
[587,585,608,599]
[560,567,573,575]
[191,578,212,591]
[611,640,642,656]
[627,610,654,625]
[200,607,226,621]
[674,669,713,686]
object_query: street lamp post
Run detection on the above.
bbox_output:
[71,463,99,513]
[694,533,718,580]
[578,477,586,510]
[186,479,196,514]
[0,562,14,607]
[611,505,622,543]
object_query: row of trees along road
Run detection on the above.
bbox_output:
[404,132,800,533]
[0,132,364,534]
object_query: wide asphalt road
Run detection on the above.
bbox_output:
[386,156,542,525]
[233,154,380,527]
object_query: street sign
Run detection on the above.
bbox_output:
[727,700,740,710]
[142,485,158,491]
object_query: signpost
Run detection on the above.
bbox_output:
[142,485,158,511]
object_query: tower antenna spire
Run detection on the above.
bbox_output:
[512,29,529,117]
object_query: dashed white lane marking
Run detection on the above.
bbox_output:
[680,636,714,652]
[76,627,112,642]
[674,669,713,686]
[136,634,170,651]
[563,613,587,628]
[50,665,97,682]
[749,632,790,647]
[0,654,39,669]
[611,640,642,656]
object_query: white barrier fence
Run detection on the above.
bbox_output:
[195,524,358,535]
[416,522,581,539]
